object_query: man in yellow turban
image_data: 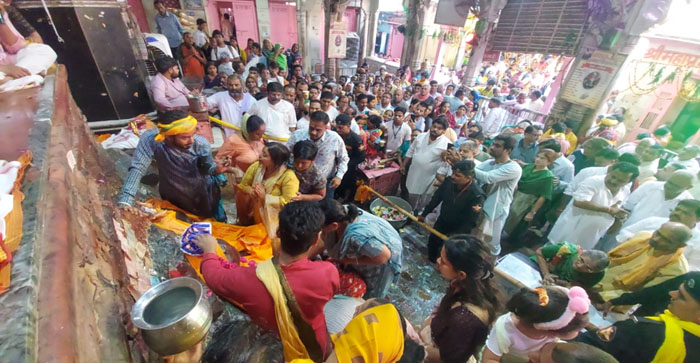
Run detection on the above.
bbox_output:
[118,110,229,220]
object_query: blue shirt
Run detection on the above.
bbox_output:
[339,212,403,297]
[510,139,539,164]
[155,12,185,48]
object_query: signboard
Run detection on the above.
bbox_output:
[328,22,347,59]
[482,50,501,63]
[434,0,471,27]
[644,45,700,69]
[561,51,626,109]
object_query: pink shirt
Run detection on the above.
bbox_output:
[0,11,27,65]
[150,73,190,109]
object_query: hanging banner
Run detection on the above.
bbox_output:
[561,51,626,109]
[482,50,501,63]
[328,22,347,59]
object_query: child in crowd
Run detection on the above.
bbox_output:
[455,104,469,135]
[382,109,394,122]
[291,141,326,202]
[203,62,223,89]
[482,286,590,362]
[365,115,385,159]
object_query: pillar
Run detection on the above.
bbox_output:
[399,0,439,70]
[362,0,380,60]
[255,0,272,41]
[460,22,492,86]
[296,0,324,75]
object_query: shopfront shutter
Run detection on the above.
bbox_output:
[490,0,589,55]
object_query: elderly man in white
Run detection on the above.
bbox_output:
[206,75,256,137]
[617,199,700,270]
[621,170,694,229]
[401,118,450,212]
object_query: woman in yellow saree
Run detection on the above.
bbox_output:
[237,142,299,250]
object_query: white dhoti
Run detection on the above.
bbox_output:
[1,43,57,93]
[480,213,507,256]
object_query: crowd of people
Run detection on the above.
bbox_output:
[114,8,700,363]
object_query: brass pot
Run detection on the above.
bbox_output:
[131,277,212,356]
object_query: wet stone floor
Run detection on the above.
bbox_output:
[107,148,448,360]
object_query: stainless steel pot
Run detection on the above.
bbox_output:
[187,94,208,113]
[131,277,212,356]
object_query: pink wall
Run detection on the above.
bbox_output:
[205,0,259,43]
[268,2,298,48]
[127,0,150,33]
[232,0,259,43]
[386,25,403,60]
[343,8,358,33]
[205,0,222,34]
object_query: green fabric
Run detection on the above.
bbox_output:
[517,164,554,200]
[240,114,251,141]
[531,242,605,288]
[398,140,410,157]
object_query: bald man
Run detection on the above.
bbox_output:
[621,170,695,228]
[597,221,692,301]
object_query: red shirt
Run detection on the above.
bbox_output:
[201,254,340,355]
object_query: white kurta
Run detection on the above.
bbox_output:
[325,106,339,122]
[617,216,700,270]
[479,107,509,139]
[207,91,256,137]
[383,121,412,153]
[638,158,660,181]
[621,181,693,228]
[248,98,297,140]
[548,175,629,250]
[564,166,608,196]
[405,133,449,194]
[475,159,522,221]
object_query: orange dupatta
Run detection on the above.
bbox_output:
[607,231,683,290]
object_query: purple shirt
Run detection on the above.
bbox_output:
[151,73,190,109]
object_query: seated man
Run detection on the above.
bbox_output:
[150,56,194,111]
[534,242,609,289]
[600,272,699,317]
[197,201,340,361]
[577,272,700,362]
[618,199,700,270]
[0,5,57,90]
[118,110,227,220]
[596,221,692,301]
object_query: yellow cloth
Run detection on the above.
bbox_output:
[331,304,405,363]
[543,129,577,155]
[0,152,31,295]
[648,310,700,363]
[145,199,273,279]
[597,231,688,301]
[255,259,310,362]
[154,115,198,142]
[599,117,619,127]
[477,87,495,98]
[238,162,299,252]
[209,116,290,142]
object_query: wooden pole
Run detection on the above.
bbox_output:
[363,186,448,240]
